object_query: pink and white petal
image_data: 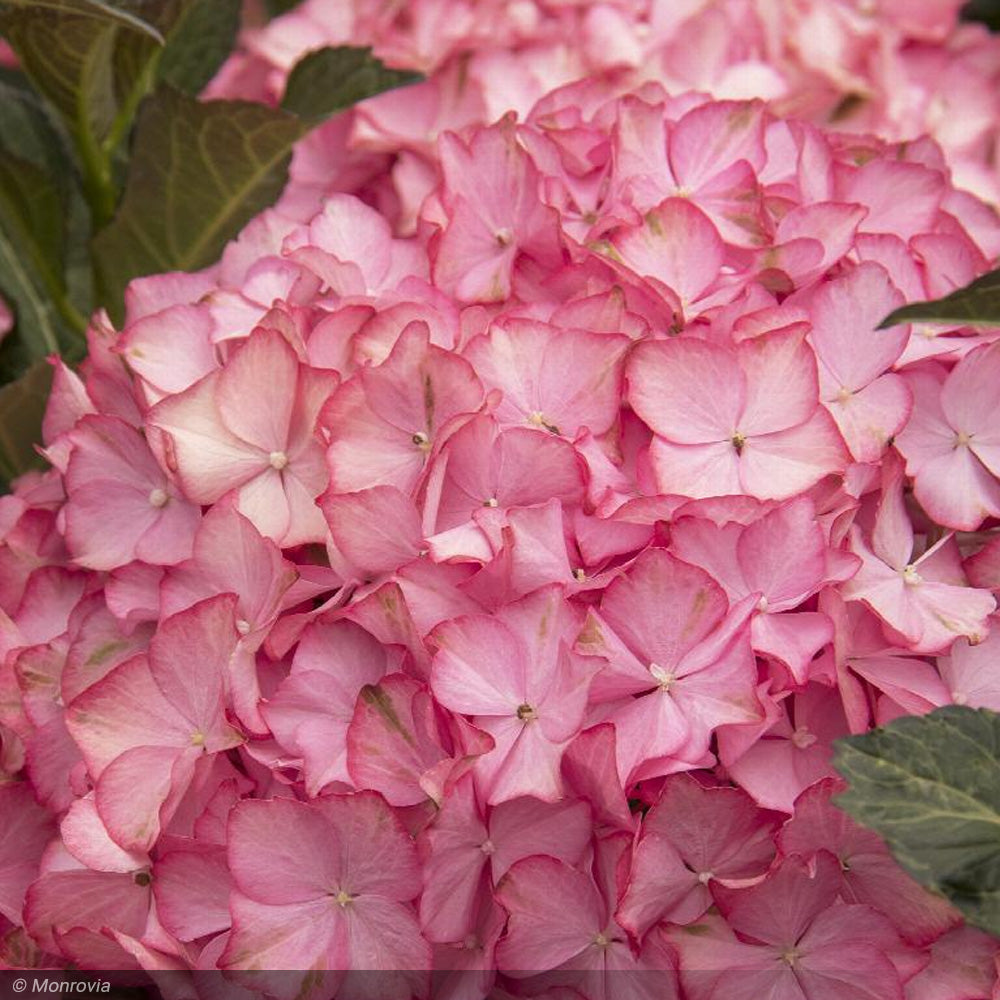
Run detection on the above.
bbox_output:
[739,412,847,501]
[148,377,266,503]
[119,305,218,395]
[939,630,1000,710]
[94,744,187,853]
[807,263,908,390]
[232,469,292,544]
[910,580,995,652]
[610,199,724,309]
[60,796,146,874]
[910,446,1000,532]
[149,595,239,741]
[475,716,566,805]
[431,616,525,715]
[342,896,431,989]
[825,374,912,464]
[0,783,55,924]
[489,797,592,878]
[649,438,743,500]
[737,498,825,606]
[628,339,744,445]
[66,656,191,775]
[216,331,298,453]
[64,483,161,571]
[322,486,422,578]
[737,330,819,436]
[612,691,692,783]
[223,892,338,976]
[134,497,201,567]
[752,612,833,687]
[311,791,421,902]
[939,341,1000,442]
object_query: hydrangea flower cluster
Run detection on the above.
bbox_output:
[3,0,1000,997]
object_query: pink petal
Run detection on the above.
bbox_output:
[736,329,819,436]
[738,411,847,500]
[496,856,605,974]
[628,338,745,444]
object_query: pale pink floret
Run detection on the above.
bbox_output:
[937,626,1000,710]
[431,115,562,303]
[322,321,483,496]
[842,456,995,652]
[430,585,596,804]
[148,329,337,546]
[806,263,913,462]
[896,344,1000,530]
[63,415,201,571]
[65,596,242,851]
[576,549,762,783]
[671,498,859,686]
[463,317,629,438]
[628,330,847,501]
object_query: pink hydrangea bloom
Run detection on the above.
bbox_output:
[3,0,1000,990]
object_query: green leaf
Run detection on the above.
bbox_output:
[833,705,1000,936]
[281,45,423,123]
[155,0,240,95]
[878,267,1000,329]
[0,359,52,487]
[92,87,305,322]
[0,0,162,40]
[0,71,90,365]
[0,3,161,141]
[263,0,302,17]
[0,154,69,358]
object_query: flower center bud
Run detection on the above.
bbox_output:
[731,431,746,454]
[650,663,675,690]
[955,431,973,448]
[412,431,430,450]
[269,450,289,471]
[516,702,537,722]
[479,839,496,855]
[332,889,355,907]
[901,564,923,586]
[483,497,499,507]
[236,618,252,636]
[952,691,968,705]
[494,228,513,247]
[148,487,169,508]
[791,726,817,750]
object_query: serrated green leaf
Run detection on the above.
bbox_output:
[833,705,1000,936]
[878,267,1000,329]
[0,358,52,487]
[281,45,423,123]
[155,0,240,95]
[92,87,305,322]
